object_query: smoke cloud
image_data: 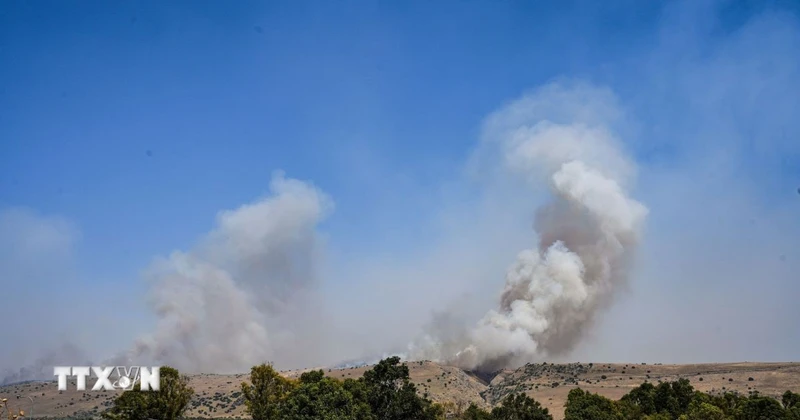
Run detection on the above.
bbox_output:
[116,172,333,373]
[412,84,648,371]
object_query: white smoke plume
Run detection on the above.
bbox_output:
[412,83,648,372]
[116,171,333,373]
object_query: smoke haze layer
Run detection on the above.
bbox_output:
[412,84,648,372]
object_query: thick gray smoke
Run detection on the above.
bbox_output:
[412,83,648,371]
[115,172,333,373]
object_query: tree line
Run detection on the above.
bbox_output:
[101,358,800,420]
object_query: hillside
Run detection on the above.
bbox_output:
[2,362,798,419]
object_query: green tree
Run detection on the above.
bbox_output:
[671,378,696,415]
[653,382,679,418]
[642,413,673,420]
[734,395,785,420]
[360,356,441,420]
[683,401,728,420]
[707,392,746,417]
[491,393,553,420]
[564,388,624,420]
[461,403,492,420]
[361,356,410,417]
[773,390,800,419]
[784,391,800,410]
[103,386,149,420]
[281,370,368,420]
[620,382,657,417]
[103,366,194,420]
[342,378,375,419]
[299,370,326,384]
[241,363,296,420]
[619,378,694,419]
[785,407,800,420]
[616,400,645,420]
[425,402,446,420]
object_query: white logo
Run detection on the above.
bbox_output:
[53,366,161,391]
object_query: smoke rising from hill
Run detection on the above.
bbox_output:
[115,172,333,373]
[118,84,649,374]
[411,84,648,371]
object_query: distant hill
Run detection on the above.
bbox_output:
[2,361,799,420]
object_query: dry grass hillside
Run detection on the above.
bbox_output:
[478,362,800,419]
[2,362,798,419]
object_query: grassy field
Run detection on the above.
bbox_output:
[2,361,798,419]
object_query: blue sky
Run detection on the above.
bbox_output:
[1,0,799,372]
[1,0,666,261]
